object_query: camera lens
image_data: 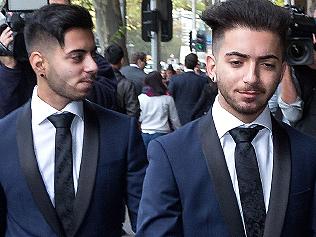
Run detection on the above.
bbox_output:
[286,38,314,65]
[288,42,307,60]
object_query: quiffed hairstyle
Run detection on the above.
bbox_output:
[201,0,291,57]
[185,53,198,70]
[145,71,168,96]
[105,44,124,65]
[24,4,94,55]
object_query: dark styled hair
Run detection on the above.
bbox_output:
[166,64,176,74]
[24,4,94,54]
[105,44,124,65]
[201,0,291,57]
[131,52,147,64]
[145,71,168,96]
[185,53,198,69]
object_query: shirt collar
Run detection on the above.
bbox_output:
[212,95,272,139]
[31,86,84,125]
[184,68,194,73]
[130,64,140,69]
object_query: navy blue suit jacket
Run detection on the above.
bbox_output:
[136,110,316,237]
[0,100,147,237]
[168,71,207,125]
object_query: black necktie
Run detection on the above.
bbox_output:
[229,125,266,237]
[48,113,75,236]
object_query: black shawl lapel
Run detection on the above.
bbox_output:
[16,102,65,237]
[72,101,99,237]
[199,110,245,237]
[263,117,291,237]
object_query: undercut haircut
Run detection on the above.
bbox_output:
[24,4,94,55]
[201,0,291,58]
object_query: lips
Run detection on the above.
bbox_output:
[238,90,261,100]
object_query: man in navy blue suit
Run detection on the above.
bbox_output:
[137,0,316,236]
[0,4,147,237]
[168,52,207,125]
[0,0,118,118]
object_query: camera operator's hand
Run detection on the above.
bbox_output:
[0,27,13,47]
[0,26,17,69]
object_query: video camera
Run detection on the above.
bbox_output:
[286,5,316,65]
[0,0,48,62]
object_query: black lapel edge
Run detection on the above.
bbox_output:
[16,102,65,237]
[263,117,291,237]
[72,100,99,236]
[199,110,245,237]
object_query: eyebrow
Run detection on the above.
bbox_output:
[225,51,280,61]
[66,46,97,55]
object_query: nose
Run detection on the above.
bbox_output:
[243,62,258,85]
[84,54,98,75]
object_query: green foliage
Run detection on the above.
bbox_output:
[273,0,285,7]
[72,0,94,11]
[72,0,205,61]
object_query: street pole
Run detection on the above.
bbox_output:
[192,0,197,44]
[151,0,161,71]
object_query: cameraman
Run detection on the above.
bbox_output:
[289,2,316,137]
[0,0,118,118]
[268,63,303,125]
[0,22,36,118]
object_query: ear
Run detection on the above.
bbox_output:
[206,55,216,80]
[29,51,47,78]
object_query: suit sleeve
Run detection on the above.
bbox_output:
[136,140,183,237]
[311,180,316,236]
[126,117,148,232]
[168,78,175,97]
[0,184,6,237]
[124,81,140,118]
[0,63,35,118]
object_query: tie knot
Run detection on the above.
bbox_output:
[229,125,264,144]
[48,113,75,129]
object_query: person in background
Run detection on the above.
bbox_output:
[160,69,169,86]
[138,71,181,149]
[268,2,316,136]
[136,0,316,236]
[105,44,140,118]
[120,51,147,96]
[0,0,118,118]
[165,64,176,81]
[0,4,147,236]
[168,53,207,125]
[268,64,303,125]
[191,76,218,120]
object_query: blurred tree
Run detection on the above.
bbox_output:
[72,0,206,64]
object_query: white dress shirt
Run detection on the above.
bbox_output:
[212,96,273,228]
[31,86,84,206]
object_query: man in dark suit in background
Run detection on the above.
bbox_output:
[0,4,147,237]
[120,51,147,95]
[136,0,316,236]
[168,53,207,125]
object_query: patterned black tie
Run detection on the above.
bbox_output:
[48,113,75,236]
[229,125,266,237]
